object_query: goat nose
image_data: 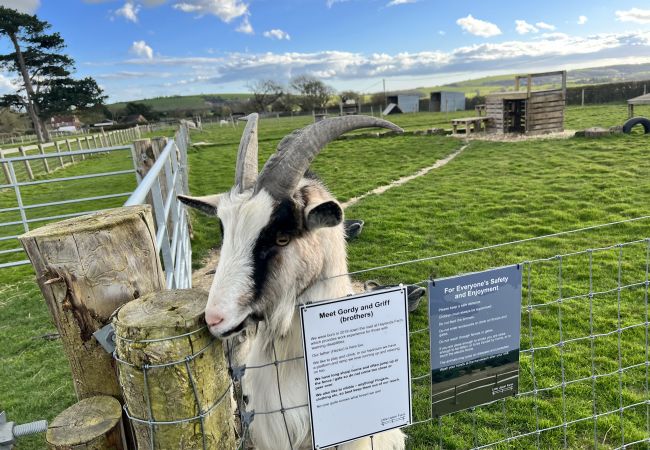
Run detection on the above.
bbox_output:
[205,310,224,328]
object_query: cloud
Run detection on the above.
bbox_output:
[130,40,154,59]
[456,15,501,38]
[536,21,555,31]
[119,30,650,86]
[173,0,248,23]
[515,20,538,35]
[0,0,40,13]
[326,0,350,7]
[616,8,650,24]
[0,72,16,95]
[236,15,253,34]
[263,29,290,40]
[387,0,416,6]
[115,1,140,22]
[578,15,588,25]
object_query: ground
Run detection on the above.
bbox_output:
[1,104,649,449]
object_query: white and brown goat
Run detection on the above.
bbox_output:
[180,114,406,450]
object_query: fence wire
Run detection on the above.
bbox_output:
[221,237,649,450]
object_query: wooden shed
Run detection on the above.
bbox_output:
[485,70,566,134]
[627,93,650,118]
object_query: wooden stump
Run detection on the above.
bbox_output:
[46,396,126,449]
[114,289,235,450]
[19,206,165,400]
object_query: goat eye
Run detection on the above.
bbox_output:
[276,233,291,246]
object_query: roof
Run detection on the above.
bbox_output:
[628,93,650,105]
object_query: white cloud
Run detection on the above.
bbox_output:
[616,8,650,24]
[120,30,650,86]
[173,0,248,23]
[387,0,416,6]
[130,40,154,59]
[236,15,253,34]
[536,21,555,31]
[438,30,446,36]
[326,0,350,7]
[456,14,501,38]
[578,15,588,25]
[115,1,140,22]
[263,29,290,40]
[515,20,538,35]
[0,0,40,13]
[0,72,17,95]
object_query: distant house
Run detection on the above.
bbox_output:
[122,114,148,124]
[50,115,81,130]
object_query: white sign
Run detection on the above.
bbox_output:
[300,286,412,449]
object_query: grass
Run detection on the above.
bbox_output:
[1,104,649,448]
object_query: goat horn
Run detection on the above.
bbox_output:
[255,115,402,198]
[234,113,259,192]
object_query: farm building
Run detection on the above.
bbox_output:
[430,91,466,112]
[49,115,81,130]
[485,70,566,134]
[384,92,420,114]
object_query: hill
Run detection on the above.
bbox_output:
[107,93,250,114]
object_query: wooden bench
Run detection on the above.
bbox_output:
[451,117,490,134]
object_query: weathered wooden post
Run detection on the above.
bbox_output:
[38,144,51,174]
[46,396,127,450]
[114,289,235,449]
[18,146,34,180]
[19,206,165,400]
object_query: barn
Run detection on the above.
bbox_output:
[429,91,466,112]
[485,70,566,134]
[384,92,421,114]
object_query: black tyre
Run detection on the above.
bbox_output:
[622,117,650,134]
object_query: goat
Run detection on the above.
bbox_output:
[179,114,406,450]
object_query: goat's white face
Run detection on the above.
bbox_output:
[183,182,344,338]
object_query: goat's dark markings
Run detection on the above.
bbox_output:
[251,199,305,300]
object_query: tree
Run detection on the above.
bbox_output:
[290,75,334,112]
[0,7,106,142]
[248,79,284,112]
[123,102,158,121]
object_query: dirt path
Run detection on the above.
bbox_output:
[341,143,468,210]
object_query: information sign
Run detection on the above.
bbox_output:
[300,286,412,449]
[428,265,522,416]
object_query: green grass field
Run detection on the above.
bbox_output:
[1,105,649,449]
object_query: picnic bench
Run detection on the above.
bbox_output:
[451,117,490,134]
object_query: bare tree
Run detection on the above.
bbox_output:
[247,79,284,113]
[290,75,334,112]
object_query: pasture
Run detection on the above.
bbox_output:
[1,104,649,449]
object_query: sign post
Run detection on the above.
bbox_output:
[300,286,412,449]
[429,265,522,416]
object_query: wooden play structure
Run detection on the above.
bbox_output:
[627,93,650,118]
[484,70,567,135]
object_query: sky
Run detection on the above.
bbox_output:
[2,0,650,102]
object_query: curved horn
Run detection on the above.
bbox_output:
[234,113,259,192]
[255,115,402,198]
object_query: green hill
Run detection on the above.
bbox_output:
[108,93,250,113]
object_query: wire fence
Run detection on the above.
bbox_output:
[216,232,649,449]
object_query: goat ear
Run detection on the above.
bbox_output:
[178,194,221,216]
[305,200,343,230]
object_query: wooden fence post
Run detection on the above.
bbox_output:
[38,144,51,174]
[0,148,10,183]
[114,289,235,449]
[46,396,127,450]
[55,141,65,167]
[19,206,165,400]
[18,146,34,180]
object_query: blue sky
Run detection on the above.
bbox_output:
[2,0,650,102]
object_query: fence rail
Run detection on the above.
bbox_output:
[124,124,191,289]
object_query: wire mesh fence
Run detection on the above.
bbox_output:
[214,235,649,450]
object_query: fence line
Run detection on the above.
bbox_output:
[0,126,141,183]
[124,124,192,289]
[225,230,649,449]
